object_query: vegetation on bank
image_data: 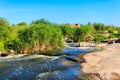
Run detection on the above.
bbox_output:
[61,23,120,42]
[0,17,120,54]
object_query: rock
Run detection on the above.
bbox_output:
[81,43,120,80]
[65,56,85,63]
[115,38,120,43]
[65,57,78,62]
[89,73,120,80]
[1,53,9,57]
[73,43,80,47]
[9,50,15,54]
[80,42,95,47]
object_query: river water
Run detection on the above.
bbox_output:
[0,47,98,80]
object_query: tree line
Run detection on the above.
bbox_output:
[0,17,120,54]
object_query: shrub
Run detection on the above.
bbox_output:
[16,24,64,54]
[0,41,5,51]
[93,34,107,41]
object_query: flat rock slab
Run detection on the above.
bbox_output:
[81,43,120,80]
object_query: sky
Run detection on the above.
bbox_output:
[0,0,120,26]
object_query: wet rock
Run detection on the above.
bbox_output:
[65,56,85,63]
[1,53,9,57]
[65,57,78,62]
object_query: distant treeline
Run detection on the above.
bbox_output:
[0,17,120,54]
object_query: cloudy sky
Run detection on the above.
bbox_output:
[0,0,120,26]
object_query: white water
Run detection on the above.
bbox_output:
[0,47,97,80]
[36,70,64,80]
[0,54,60,62]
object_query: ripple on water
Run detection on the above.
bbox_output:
[62,47,100,55]
[35,68,82,80]
[35,71,64,80]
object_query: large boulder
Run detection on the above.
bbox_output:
[115,38,120,43]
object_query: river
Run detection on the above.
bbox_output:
[0,47,98,80]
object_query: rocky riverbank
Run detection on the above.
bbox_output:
[81,43,120,80]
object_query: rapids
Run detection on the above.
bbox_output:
[0,47,98,80]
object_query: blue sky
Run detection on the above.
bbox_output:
[0,0,120,26]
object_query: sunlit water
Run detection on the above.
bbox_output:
[0,47,98,80]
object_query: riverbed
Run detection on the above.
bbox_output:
[0,47,98,80]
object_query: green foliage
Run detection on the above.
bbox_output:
[108,33,117,38]
[1,17,120,54]
[60,25,75,37]
[0,41,4,51]
[0,26,11,41]
[74,25,95,42]
[93,34,107,41]
[74,27,82,42]
[0,17,9,27]
[31,18,51,25]
[15,24,64,54]
[17,22,27,26]
[93,23,106,31]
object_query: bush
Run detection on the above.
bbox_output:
[60,25,75,37]
[0,41,5,51]
[74,25,95,42]
[1,18,120,54]
[16,24,64,54]
[108,34,117,38]
[93,34,107,41]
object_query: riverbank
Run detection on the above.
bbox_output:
[81,43,120,80]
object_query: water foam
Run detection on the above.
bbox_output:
[0,54,60,62]
[35,70,64,80]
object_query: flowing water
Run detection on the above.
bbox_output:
[0,47,98,80]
